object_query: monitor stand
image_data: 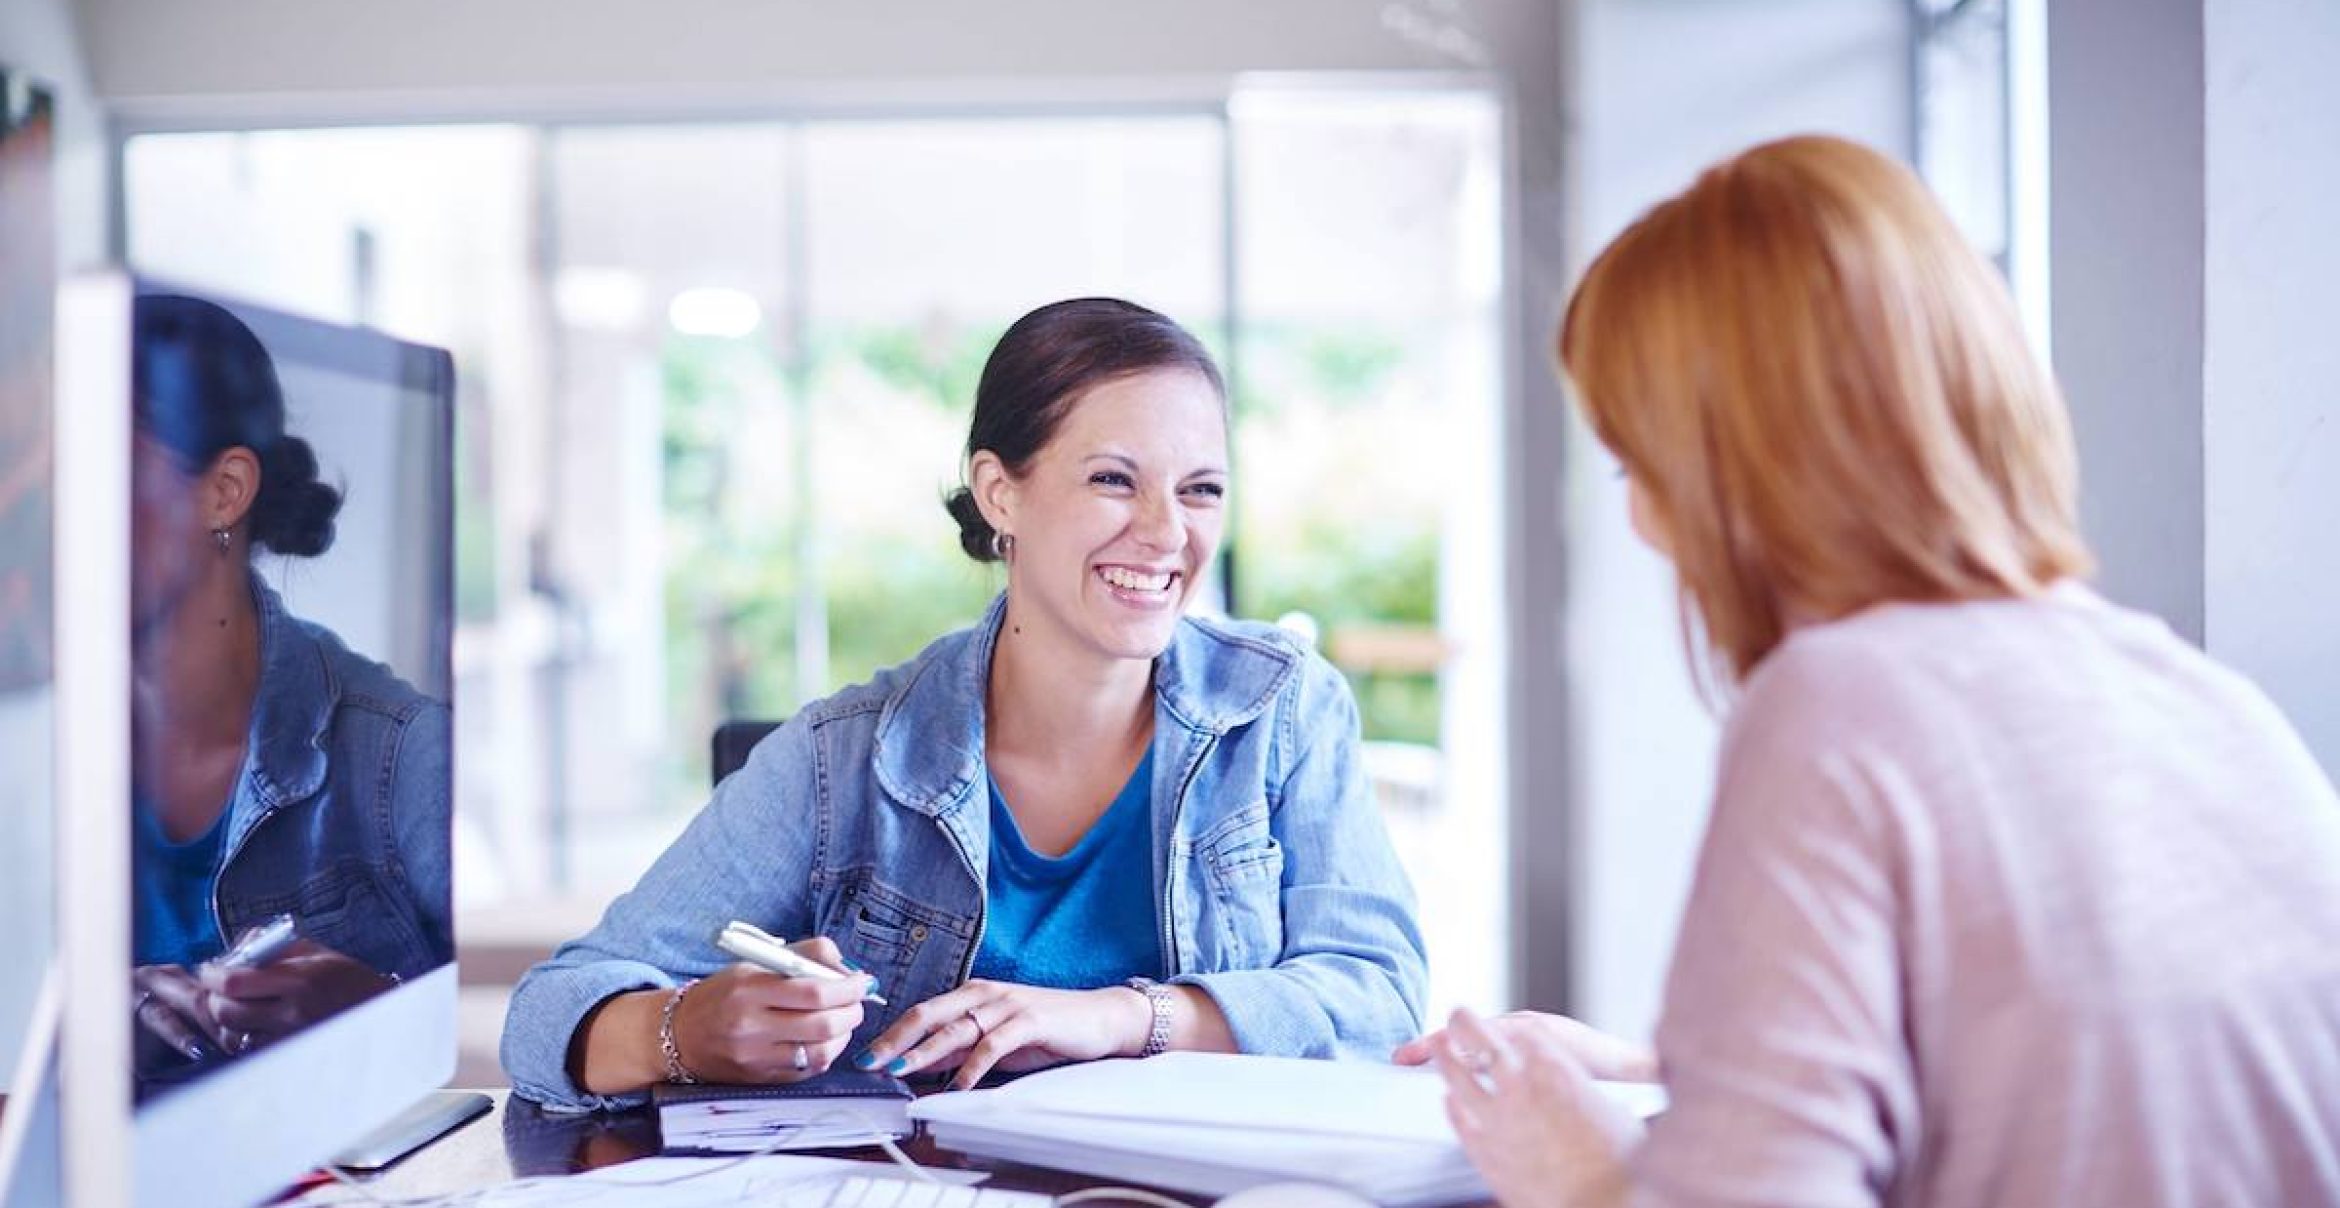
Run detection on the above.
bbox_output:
[0,963,62,1207]
[329,1090,495,1173]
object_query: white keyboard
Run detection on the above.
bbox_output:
[794,1174,1056,1207]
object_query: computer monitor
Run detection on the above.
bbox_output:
[49,271,457,1207]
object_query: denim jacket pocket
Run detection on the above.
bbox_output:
[1207,839,1285,885]
[1192,803,1286,966]
[244,860,428,976]
[829,874,947,972]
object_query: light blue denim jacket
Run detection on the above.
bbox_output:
[192,578,453,977]
[503,597,1429,1111]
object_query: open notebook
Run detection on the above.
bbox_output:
[912,1052,1668,1207]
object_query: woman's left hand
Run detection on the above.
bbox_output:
[1431,1007,1644,1208]
[197,939,397,1053]
[859,980,1149,1090]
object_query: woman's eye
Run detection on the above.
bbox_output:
[1184,482,1226,500]
[1090,471,1134,489]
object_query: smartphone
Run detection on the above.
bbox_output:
[212,913,301,971]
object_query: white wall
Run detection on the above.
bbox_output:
[2051,0,2340,778]
[2202,0,2340,775]
[2049,0,2207,643]
[1548,0,1912,1036]
[0,0,105,1092]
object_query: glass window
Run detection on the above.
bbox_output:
[1916,0,2012,265]
[1230,89,1508,1017]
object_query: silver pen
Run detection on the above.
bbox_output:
[716,920,888,1006]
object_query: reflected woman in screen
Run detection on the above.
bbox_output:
[128,295,452,1082]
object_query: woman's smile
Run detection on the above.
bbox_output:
[1094,562,1180,608]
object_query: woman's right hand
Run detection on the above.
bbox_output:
[1395,1010,1660,1084]
[666,937,874,1085]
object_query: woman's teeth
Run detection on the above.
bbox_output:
[1100,567,1174,592]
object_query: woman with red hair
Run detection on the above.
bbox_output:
[1409,136,2340,1207]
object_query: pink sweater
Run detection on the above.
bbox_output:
[1634,587,2340,1207]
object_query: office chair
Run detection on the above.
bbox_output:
[711,719,785,787]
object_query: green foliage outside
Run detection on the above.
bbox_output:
[655,315,1446,808]
[821,538,999,689]
[1235,521,1441,745]
[1232,321,1442,745]
[657,335,792,799]
[834,323,1000,420]
[451,364,499,622]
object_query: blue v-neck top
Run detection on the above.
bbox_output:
[969,750,1164,989]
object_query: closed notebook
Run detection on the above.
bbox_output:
[653,1067,914,1155]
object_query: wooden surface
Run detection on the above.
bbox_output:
[291,1089,1214,1204]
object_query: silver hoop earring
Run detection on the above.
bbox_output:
[212,527,232,555]
[991,532,1014,560]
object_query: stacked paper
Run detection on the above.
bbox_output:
[658,1099,909,1154]
[655,1067,915,1155]
[911,1053,1667,1208]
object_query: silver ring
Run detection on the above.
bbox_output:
[965,1009,987,1039]
[793,1042,810,1072]
[234,1030,253,1055]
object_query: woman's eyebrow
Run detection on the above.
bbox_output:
[1081,451,1228,477]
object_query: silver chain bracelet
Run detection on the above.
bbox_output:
[659,980,702,1084]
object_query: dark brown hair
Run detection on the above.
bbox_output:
[945,298,1225,561]
[134,294,344,558]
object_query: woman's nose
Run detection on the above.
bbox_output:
[1133,492,1186,552]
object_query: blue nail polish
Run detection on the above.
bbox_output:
[840,957,864,972]
[886,1057,909,1075]
[853,1051,879,1070]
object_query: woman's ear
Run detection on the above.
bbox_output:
[969,450,1018,542]
[204,446,262,533]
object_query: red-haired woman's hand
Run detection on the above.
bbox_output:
[1431,1007,1646,1208]
[1396,1009,1658,1083]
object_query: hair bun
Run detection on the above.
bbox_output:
[250,436,344,558]
[944,487,1000,562]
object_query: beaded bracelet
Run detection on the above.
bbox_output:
[658,980,702,1084]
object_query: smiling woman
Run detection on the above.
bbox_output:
[501,297,1429,1111]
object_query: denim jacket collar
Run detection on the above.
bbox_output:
[238,576,335,818]
[871,594,1298,817]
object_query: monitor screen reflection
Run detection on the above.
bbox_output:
[127,294,451,1096]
